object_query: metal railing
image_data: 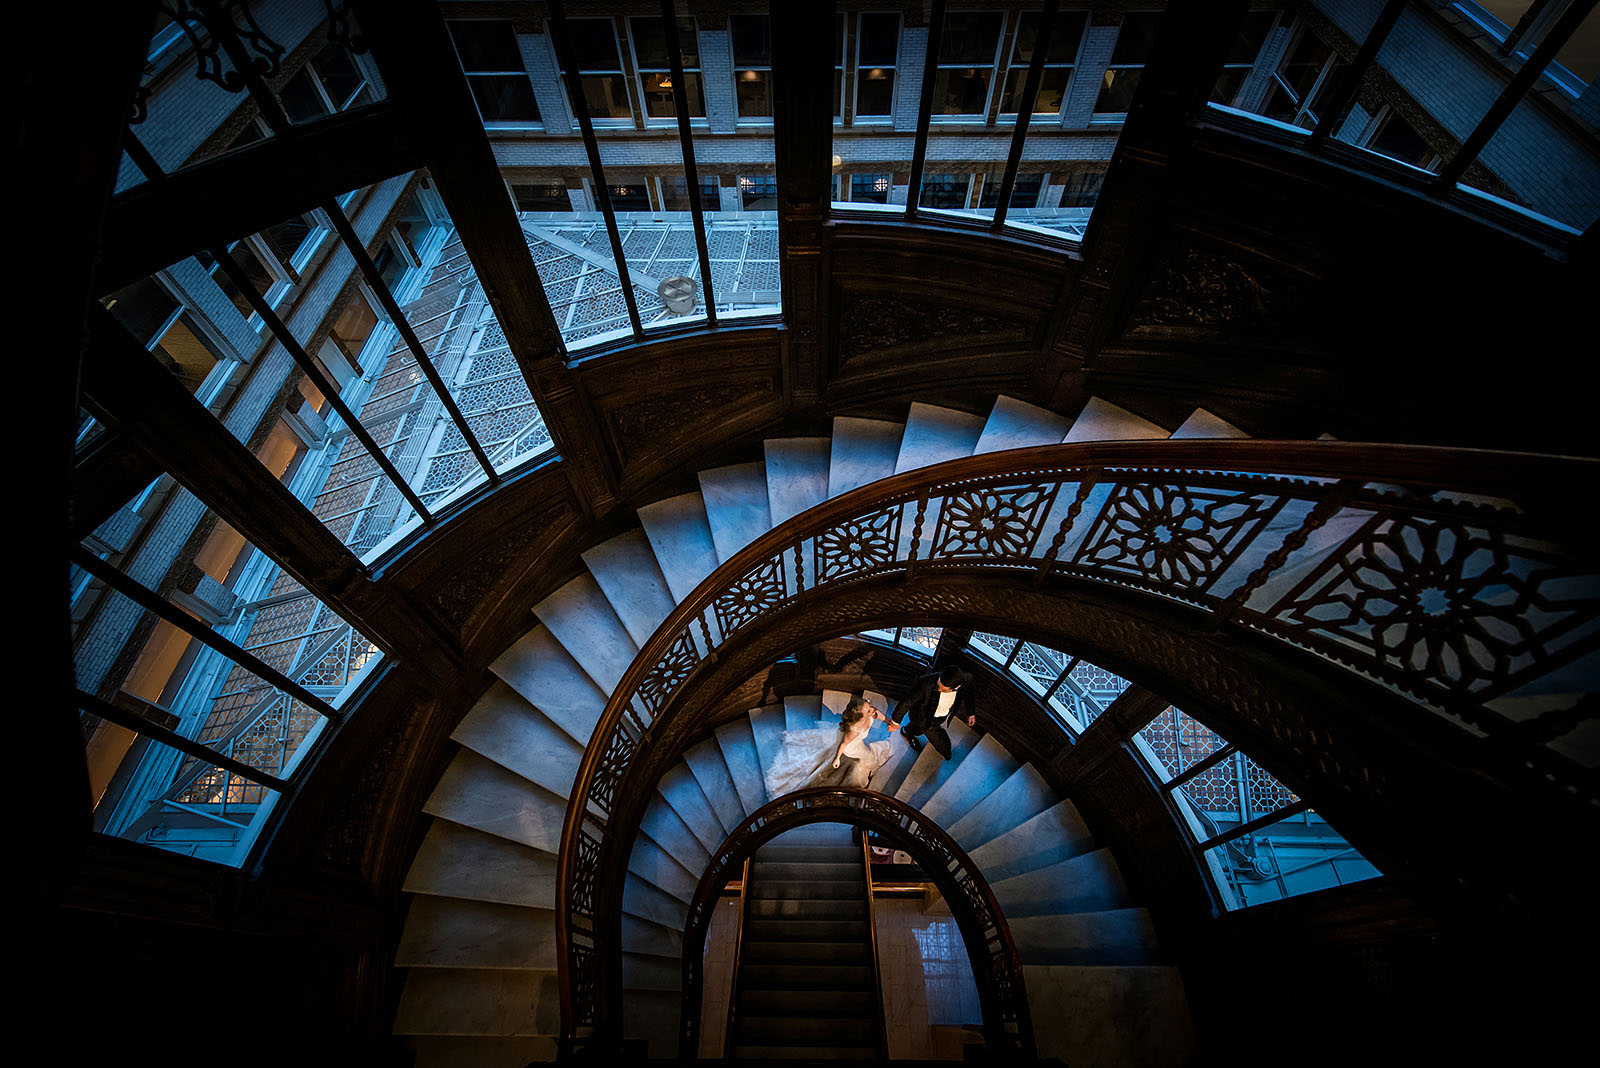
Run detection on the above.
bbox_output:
[677,788,1032,1058]
[557,438,1599,1039]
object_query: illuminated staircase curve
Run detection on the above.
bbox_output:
[390,394,1226,1064]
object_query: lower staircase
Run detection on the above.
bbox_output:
[392,394,1228,1064]
[731,823,881,1059]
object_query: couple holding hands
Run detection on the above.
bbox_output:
[763,666,976,798]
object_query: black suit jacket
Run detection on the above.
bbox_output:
[895,671,977,735]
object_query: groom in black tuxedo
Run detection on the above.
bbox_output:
[893,664,976,761]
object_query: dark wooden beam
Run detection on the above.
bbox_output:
[98,104,428,294]
[1045,1,1250,407]
[32,0,158,902]
[351,0,619,518]
[80,306,465,683]
[772,0,837,408]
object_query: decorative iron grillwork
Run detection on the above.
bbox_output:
[557,442,1600,1042]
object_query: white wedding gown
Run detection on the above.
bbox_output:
[763,726,895,798]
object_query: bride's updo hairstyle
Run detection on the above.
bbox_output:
[840,696,873,732]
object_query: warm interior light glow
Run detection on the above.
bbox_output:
[866,68,886,80]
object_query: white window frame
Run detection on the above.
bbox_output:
[852,11,901,124]
[930,9,1005,124]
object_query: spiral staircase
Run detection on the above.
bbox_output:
[386,393,1260,1065]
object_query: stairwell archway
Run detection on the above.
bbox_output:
[676,787,1033,1059]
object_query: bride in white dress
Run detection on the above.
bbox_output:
[763,695,900,797]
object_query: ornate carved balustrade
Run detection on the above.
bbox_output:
[677,787,1031,1059]
[556,440,1599,1039]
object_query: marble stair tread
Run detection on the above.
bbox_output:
[623,913,686,959]
[581,529,678,648]
[783,694,824,731]
[628,835,700,903]
[393,967,560,1036]
[1208,498,1375,603]
[658,764,728,854]
[828,416,904,497]
[405,1035,557,1068]
[1008,908,1160,965]
[395,898,556,970]
[488,626,609,746]
[450,682,583,800]
[637,491,720,603]
[1063,397,1168,443]
[766,821,856,848]
[423,750,567,854]
[966,798,1097,884]
[919,733,1020,827]
[895,717,980,809]
[764,437,832,525]
[1170,407,1249,439]
[403,819,558,909]
[622,951,685,991]
[699,461,775,562]
[820,688,852,724]
[1022,964,1195,1066]
[715,717,768,813]
[972,395,1071,454]
[638,795,713,874]
[1241,505,1377,612]
[683,735,746,834]
[948,762,1057,853]
[531,572,638,695]
[748,705,789,796]
[624,873,691,931]
[991,846,1133,916]
[894,402,985,473]
[870,730,924,798]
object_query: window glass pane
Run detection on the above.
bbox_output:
[631,16,705,120]
[448,20,525,70]
[449,20,541,125]
[858,12,900,66]
[84,730,285,866]
[918,173,970,210]
[101,277,180,349]
[1094,11,1164,114]
[570,18,623,69]
[661,176,719,212]
[1010,642,1068,695]
[278,33,384,126]
[514,180,576,212]
[939,11,1003,65]
[1553,4,1600,84]
[364,175,552,499]
[849,173,893,203]
[856,13,900,116]
[900,626,943,653]
[969,630,1018,662]
[733,14,774,119]
[73,489,380,865]
[731,13,771,66]
[1069,659,1129,707]
[471,75,542,122]
[1136,705,1229,783]
[1204,808,1381,909]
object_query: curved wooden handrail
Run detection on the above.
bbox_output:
[677,787,1033,1059]
[556,438,1600,1038]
